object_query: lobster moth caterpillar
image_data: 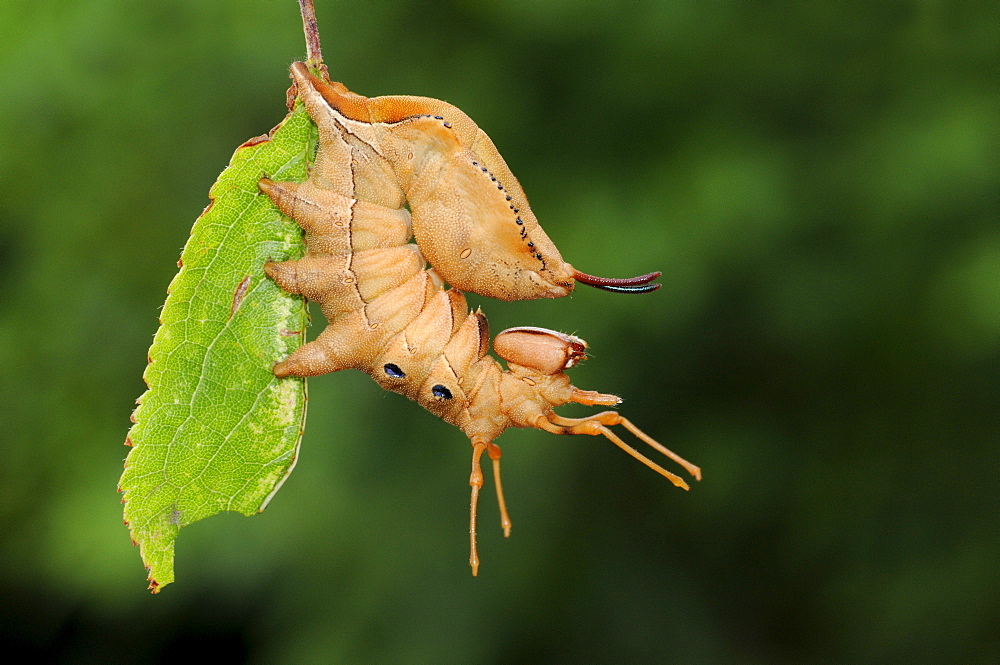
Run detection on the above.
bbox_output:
[262,63,700,574]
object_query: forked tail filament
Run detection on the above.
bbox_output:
[573,269,662,294]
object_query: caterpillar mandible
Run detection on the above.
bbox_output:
[262,62,700,574]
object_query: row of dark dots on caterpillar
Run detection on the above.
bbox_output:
[383,363,453,400]
[414,113,453,129]
[470,158,545,264]
[410,111,543,267]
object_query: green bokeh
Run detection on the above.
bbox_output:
[1,1,996,663]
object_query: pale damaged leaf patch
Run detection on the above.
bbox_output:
[120,105,315,591]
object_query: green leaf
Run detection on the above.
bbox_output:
[120,103,315,592]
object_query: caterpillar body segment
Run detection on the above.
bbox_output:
[257,178,411,255]
[261,63,699,574]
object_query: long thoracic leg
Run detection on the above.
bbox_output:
[561,410,702,482]
[569,389,700,480]
[468,440,488,576]
[538,411,701,490]
[569,388,621,407]
[487,443,512,537]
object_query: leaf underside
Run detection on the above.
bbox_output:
[120,104,315,591]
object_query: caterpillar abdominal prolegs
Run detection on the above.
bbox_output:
[261,63,700,574]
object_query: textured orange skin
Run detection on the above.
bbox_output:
[261,64,699,573]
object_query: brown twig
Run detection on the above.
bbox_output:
[298,0,323,68]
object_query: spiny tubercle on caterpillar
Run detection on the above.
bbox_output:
[260,62,698,574]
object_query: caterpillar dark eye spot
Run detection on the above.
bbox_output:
[432,385,453,400]
[383,363,405,378]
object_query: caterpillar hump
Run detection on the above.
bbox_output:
[287,62,576,301]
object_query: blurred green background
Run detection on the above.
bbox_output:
[1,1,996,662]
